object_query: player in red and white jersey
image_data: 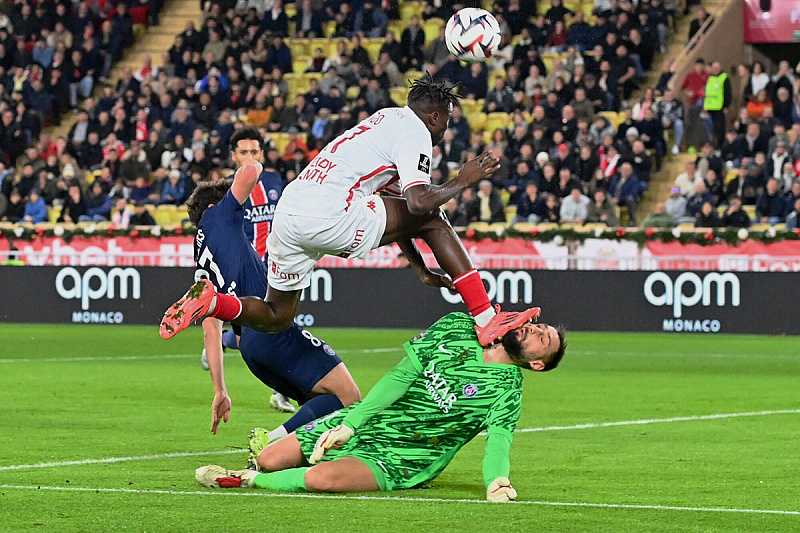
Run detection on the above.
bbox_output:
[161,74,534,347]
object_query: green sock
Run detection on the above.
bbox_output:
[253,467,309,492]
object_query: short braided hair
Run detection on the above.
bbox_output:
[407,72,462,111]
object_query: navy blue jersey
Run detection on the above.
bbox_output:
[240,170,284,260]
[194,189,268,299]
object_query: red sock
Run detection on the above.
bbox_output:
[453,269,492,317]
[209,293,243,322]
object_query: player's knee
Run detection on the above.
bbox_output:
[304,466,338,492]
[338,382,361,407]
[257,448,283,472]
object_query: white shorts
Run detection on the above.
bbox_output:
[267,195,387,291]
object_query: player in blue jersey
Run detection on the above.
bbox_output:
[188,128,360,442]
[200,129,294,414]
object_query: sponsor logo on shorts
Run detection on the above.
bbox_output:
[268,189,279,201]
[418,154,430,173]
[462,384,479,398]
[304,421,318,431]
[367,200,377,212]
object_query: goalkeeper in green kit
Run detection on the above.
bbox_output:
[196,309,566,502]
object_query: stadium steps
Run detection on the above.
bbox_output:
[48,0,204,140]
[630,0,734,225]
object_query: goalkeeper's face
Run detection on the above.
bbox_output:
[502,323,559,371]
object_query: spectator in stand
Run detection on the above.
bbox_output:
[484,78,514,113]
[627,140,653,185]
[655,89,684,155]
[685,181,713,221]
[608,162,641,225]
[129,200,157,226]
[442,197,467,228]
[681,58,710,149]
[353,0,388,38]
[400,16,424,72]
[293,0,323,38]
[82,181,112,222]
[643,202,675,228]
[704,170,724,207]
[695,201,721,228]
[756,177,787,225]
[23,189,47,223]
[674,160,703,197]
[514,181,546,224]
[470,179,507,224]
[721,196,751,228]
[58,184,87,223]
[1,189,25,223]
[784,198,800,230]
[560,186,590,224]
[111,197,132,228]
[665,187,687,223]
[542,192,560,223]
[460,63,489,100]
[585,189,619,227]
[747,89,773,122]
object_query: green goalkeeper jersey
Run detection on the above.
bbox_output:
[340,312,523,487]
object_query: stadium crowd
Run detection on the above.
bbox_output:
[2,0,799,230]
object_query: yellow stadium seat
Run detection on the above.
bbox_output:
[598,110,624,129]
[423,19,445,43]
[538,2,549,15]
[284,3,297,17]
[390,87,409,105]
[460,98,481,114]
[387,20,408,38]
[323,20,336,38]
[488,70,506,88]
[581,2,595,19]
[541,53,557,75]
[466,112,488,131]
[364,38,384,63]
[346,85,360,99]
[272,133,290,154]
[154,205,175,227]
[725,169,738,184]
[399,2,424,20]
[292,55,309,74]
[173,207,189,225]
[288,39,310,57]
[48,206,61,223]
[486,112,509,134]
[563,1,580,14]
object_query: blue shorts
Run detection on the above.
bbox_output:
[238,324,342,404]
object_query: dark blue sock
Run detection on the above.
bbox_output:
[281,394,344,434]
[222,329,239,350]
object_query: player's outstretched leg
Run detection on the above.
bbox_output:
[475,306,542,346]
[160,280,216,339]
[195,465,258,488]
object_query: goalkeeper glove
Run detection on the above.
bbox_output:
[309,424,354,464]
[486,477,517,502]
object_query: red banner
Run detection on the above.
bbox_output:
[1,236,196,266]
[744,0,800,43]
[644,240,800,271]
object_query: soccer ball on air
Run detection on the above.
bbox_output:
[445,8,502,62]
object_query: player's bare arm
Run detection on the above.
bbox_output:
[403,152,501,215]
[202,317,231,434]
[395,238,455,290]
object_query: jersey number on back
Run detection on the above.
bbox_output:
[328,113,384,153]
[196,247,225,288]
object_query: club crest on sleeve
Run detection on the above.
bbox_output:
[323,344,336,357]
[418,154,430,173]
[304,421,318,431]
[268,189,279,201]
[462,384,479,398]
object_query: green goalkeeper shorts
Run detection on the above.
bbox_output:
[295,412,437,491]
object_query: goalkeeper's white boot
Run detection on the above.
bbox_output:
[269,392,295,413]
[196,465,258,488]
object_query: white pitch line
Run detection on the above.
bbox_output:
[0,347,401,364]
[4,409,798,472]
[0,449,244,471]
[0,484,797,516]
[512,409,800,434]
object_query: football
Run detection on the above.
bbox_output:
[445,8,502,62]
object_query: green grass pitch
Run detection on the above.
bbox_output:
[1,324,798,532]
